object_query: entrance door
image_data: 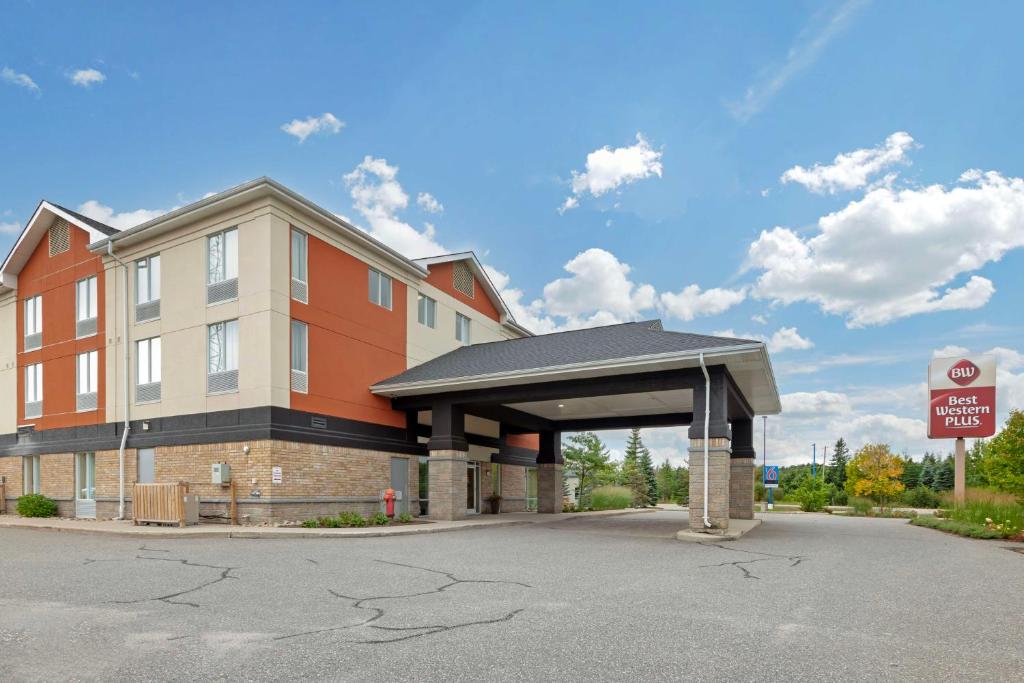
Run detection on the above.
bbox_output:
[466,462,480,514]
[75,452,96,519]
[526,467,538,512]
[138,448,155,484]
[390,457,408,515]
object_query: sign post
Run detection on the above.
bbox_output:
[763,465,779,511]
[928,355,996,505]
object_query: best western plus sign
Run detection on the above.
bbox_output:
[928,355,997,438]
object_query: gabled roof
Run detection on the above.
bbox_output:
[413,251,529,335]
[371,319,780,414]
[0,200,118,290]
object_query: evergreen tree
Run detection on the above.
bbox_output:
[901,459,923,489]
[639,446,658,505]
[935,455,955,491]
[620,427,649,505]
[826,437,849,489]
[674,465,690,504]
[919,454,936,488]
[655,460,676,502]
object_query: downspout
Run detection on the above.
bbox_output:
[106,241,130,520]
[698,352,711,528]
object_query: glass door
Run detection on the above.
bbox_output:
[466,462,480,514]
[526,467,538,512]
[75,452,96,518]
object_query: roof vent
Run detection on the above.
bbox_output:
[49,219,70,256]
[453,261,474,298]
[647,320,663,331]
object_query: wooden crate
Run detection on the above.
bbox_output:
[133,482,189,527]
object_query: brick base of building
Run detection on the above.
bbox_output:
[688,439,732,531]
[729,457,755,520]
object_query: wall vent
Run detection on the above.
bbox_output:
[49,219,70,256]
[453,261,474,298]
[310,416,327,430]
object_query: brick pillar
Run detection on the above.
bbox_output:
[729,418,756,520]
[537,463,563,513]
[428,450,468,521]
[427,401,469,521]
[688,438,732,530]
[535,430,563,514]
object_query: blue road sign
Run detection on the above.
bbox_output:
[763,465,780,488]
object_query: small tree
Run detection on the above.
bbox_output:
[562,432,612,509]
[846,443,905,509]
[979,409,1024,502]
[826,437,849,489]
[639,446,658,506]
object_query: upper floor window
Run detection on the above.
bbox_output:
[290,320,308,393]
[456,312,471,346]
[75,276,98,338]
[135,254,161,322]
[291,228,308,303]
[76,350,99,412]
[417,293,436,328]
[24,363,43,419]
[207,227,238,304]
[136,337,162,403]
[24,295,42,351]
[207,319,239,394]
[368,268,392,309]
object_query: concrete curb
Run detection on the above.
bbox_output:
[0,507,651,540]
[675,518,762,542]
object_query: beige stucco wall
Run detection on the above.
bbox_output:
[102,201,290,422]
[0,292,17,433]
[405,281,521,369]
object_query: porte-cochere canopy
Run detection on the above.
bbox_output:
[372,320,781,531]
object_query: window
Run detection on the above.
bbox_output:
[76,452,95,501]
[136,337,162,403]
[207,227,238,304]
[417,293,436,328]
[368,268,392,309]
[24,295,42,351]
[290,320,308,393]
[456,313,471,345]
[24,363,43,419]
[418,455,430,516]
[23,456,41,495]
[76,276,98,337]
[207,319,239,393]
[492,462,501,496]
[291,228,308,303]
[135,254,161,321]
[76,350,99,411]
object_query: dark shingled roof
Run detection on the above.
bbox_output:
[50,202,120,236]
[374,320,761,387]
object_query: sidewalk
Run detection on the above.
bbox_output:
[0,508,653,539]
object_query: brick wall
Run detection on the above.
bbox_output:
[500,464,527,512]
[688,440,732,530]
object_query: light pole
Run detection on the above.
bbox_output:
[812,442,816,478]
[763,416,771,510]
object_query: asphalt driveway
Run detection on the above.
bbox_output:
[1,509,1021,681]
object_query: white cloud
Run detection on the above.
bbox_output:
[77,200,168,230]
[2,66,40,94]
[933,345,969,359]
[69,68,106,88]
[281,112,345,143]
[416,192,444,214]
[713,326,813,353]
[781,131,915,194]
[747,169,1024,327]
[751,314,768,325]
[1,221,21,235]
[343,156,446,259]
[781,391,852,417]
[727,0,866,121]
[658,285,746,322]
[559,133,663,212]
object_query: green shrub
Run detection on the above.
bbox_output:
[850,497,874,516]
[944,499,1023,538]
[589,486,633,510]
[911,516,1009,539]
[793,478,828,512]
[900,485,940,509]
[16,494,58,518]
[337,511,368,527]
[300,519,319,528]
[831,489,848,506]
[370,512,390,526]
[397,512,413,523]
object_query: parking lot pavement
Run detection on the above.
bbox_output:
[2,509,1022,681]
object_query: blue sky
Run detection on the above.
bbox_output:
[3,0,1023,465]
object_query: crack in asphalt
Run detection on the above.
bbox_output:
[698,542,806,579]
[274,560,531,644]
[108,554,239,608]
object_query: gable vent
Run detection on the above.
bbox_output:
[49,219,70,256]
[453,261,474,298]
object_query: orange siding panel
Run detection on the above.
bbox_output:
[424,261,501,322]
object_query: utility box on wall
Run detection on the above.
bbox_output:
[212,463,231,485]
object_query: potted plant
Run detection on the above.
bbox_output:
[486,494,502,514]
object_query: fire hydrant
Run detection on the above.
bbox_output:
[383,487,396,519]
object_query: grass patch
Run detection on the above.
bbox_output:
[910,515,1011,540]
[589,486,633,510]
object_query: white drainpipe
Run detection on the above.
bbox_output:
[698,352,711,528]
[106,241,130,520]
